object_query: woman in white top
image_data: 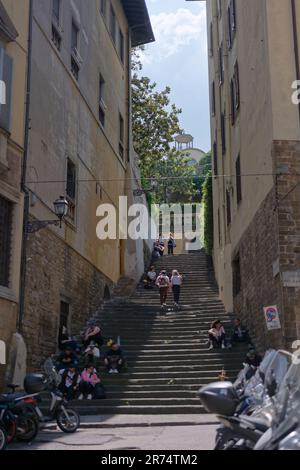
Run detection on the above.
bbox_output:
[170,270,183,307]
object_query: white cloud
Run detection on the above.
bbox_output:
[142,6,207,65]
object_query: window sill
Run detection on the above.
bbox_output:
[0,286,18,304]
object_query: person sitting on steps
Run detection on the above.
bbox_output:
[208,320,228,350]
[83,321,104,349]
[104,341,125,374]
[231,318,252,346]
[58,365,80,401]
[55,346,79,371]
[78,364,101,400]
[144,266,157,289]
[156,270,170,309]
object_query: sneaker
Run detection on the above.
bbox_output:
[87,394,92,400]
[113,369,119,374]
[109,369,114,374]
[208,343,214,350]
[78,394,83,400]
[221,343,226,349]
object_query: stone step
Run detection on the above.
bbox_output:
[64,405,206,415]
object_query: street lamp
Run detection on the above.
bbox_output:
[26,195,69,233]
[133,177,158,197]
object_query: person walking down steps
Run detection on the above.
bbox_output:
[171,270,183,309]
[168,233,176,255]
[156,270,170,309]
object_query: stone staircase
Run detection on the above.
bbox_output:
[68,251,247,415]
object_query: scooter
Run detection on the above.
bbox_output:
[28,358,80,433]
[199,350,291,450]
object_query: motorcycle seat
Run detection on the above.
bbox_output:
[240,415,269,433]
[0,392,24,402]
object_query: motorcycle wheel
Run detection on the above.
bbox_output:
[2,412,17,444]
[56,408,80,433]
[0,425,7,451]
[16,414,39,442]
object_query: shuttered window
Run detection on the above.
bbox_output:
[236,154,242,204]
[0,195,12,287]
[0,47,13,132]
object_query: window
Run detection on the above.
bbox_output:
[211,81,216,116]
[110,5,116,44]
[52,25,62,50]
[66,159,76,221]
[226,189,231,226]
[219,43,224,85]
[99,75,105,127]
[0,48,13,133]
[52,0,62,50]
[119,28,124,63]
[70,21,80,79]
[100,0,106,17]
[52,0,60,24]
[119,113,124,159]
[236,154,242,204]
[221,111,226,155]
[228,0,237,48]
[213,141,218,176]
[71,21,78,51]
[209,22,214,57]
[0,195,12,288]
[66,159,76,201]
[233,253,241,297]
[230,62,240,125]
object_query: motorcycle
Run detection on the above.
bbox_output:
[0,424,7,451]
[26,358,80,433]
[0,393,39,446]
[199,349,291,450]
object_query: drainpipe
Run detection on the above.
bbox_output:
[18,0,33,333]
[291,0,300,127]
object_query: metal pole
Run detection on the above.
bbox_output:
[18,0,33,333]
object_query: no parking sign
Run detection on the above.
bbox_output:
[263,305,281,330]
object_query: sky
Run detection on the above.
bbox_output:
[142,0,210,152]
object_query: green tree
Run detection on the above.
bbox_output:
[131,48,197,203]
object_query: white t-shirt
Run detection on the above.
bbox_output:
[147,271,157,280]
[171,275,182,286]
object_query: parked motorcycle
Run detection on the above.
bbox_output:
[198,349,291,450]
[25,358,80,433]
[0,392,40,446]
[0,424,7,450]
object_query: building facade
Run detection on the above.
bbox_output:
[0,0,29,386]
[22,0,154,369]
[206,0,300,351]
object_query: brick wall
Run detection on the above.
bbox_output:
[233,187,284,352]
[274,140,300,347]
[23,226,113,370]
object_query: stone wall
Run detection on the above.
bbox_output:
[233,187,284,352]
[23,225,114,370]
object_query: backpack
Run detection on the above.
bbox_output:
[93,383,106,399]
[158,275,168,287]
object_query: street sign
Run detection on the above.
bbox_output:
[263,306,281,331]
